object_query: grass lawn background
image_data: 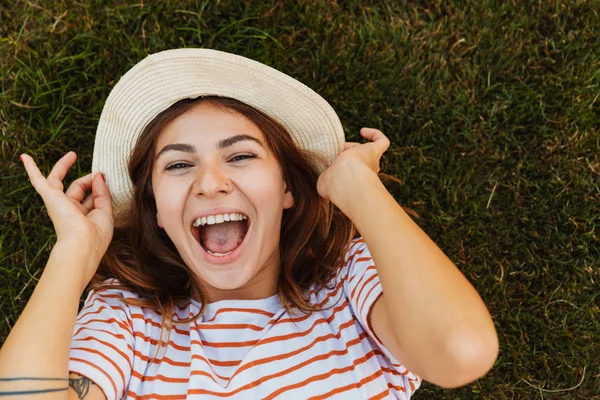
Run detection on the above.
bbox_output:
[1,1,598,398]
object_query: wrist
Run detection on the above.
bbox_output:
[330,163,385,218]
[48,239,103,293]
[55,237,104,262]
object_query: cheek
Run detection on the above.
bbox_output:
[243,168,287,208]
[153,177,190,226]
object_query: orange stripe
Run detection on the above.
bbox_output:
[134,349,190,367]
[129,312,190,335]
[80,259,355,355]
[133,332,190,351]
[132,333,258,351]
[255,301,350,347]
[131,364,225,385]
[73,327,134,356]
[127,390,186,399]
[355,274,378,312]
[78,303,125,322]
[76,315,132,335]
[190,353,241,378]
[206,358,241,367]
[131,312,275,335]
[381,366,404,378]
[112,319,362,387]
[229,319,360,381]
[131,370,189,383]
[262,349,380,400]
[135,349,235,374]
[198,338,258,348]
[125,315,361,386]
[307,368,385,399]
[186,334,372,397]
[73,347,127,388]
[191,368,230,383]
[86,293,131,314]
[370,387,391,400]
[70,357,118,399]
[108,299,347,353]
[82,294,128,314]
[382,378,407,392]
[311,245,365,298]
[194,322,267,331]
[97,292,126,300]
[205,307,275,322]
[359,279,379,317]
[349,263,375,289]
[350,264,376,300]
[73,335,133,369]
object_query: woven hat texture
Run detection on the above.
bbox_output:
[92,48,345,227]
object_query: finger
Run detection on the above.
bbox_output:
[91,172,113,215]
[343,142,361,150]
[20,154,51,195]
[65,173,93,203]
[46,151,77,191]
[360,127,385,141]
[360,127,390,152]
[80,194,94,214]
[70,193,94,215]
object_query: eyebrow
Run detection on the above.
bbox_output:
[154,134,264,162]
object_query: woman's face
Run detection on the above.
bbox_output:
[151,101,294,302]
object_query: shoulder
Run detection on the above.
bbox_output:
[81,279,142,314]
[76,279,139,333]
[314,237,373,298]
[86,278,140,299]
[345,237,369,260]
[82,278,201,325]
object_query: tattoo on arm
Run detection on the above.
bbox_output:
[69,375,96,399]
[0,378,68,396]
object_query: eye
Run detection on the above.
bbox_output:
[165,162,190,171]
[229,154,256,162]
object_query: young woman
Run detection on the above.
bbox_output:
[0,49,498,399]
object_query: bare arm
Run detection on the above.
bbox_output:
[0,152,113,398]
[318,128,498,388]
[0,243,105,399]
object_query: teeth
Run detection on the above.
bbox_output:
[193,212,248,227]
[205,249,234,257]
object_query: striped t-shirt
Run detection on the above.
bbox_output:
[69,238,422,399]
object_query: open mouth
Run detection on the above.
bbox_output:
[191,213,250,257]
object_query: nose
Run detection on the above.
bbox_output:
[192,163,231,198]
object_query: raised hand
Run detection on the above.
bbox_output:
[20,151,114,264]
[317,127,390,207]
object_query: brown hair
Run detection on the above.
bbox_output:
[90,96,356,339]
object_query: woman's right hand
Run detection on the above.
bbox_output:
[21,151,114,264]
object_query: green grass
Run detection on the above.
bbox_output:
[1,0,598,398]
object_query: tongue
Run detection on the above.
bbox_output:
[200,221,247,254]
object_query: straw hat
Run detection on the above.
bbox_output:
[92,48,345,227]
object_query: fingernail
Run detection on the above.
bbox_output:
[100,172,105,182]
[19,154,24,163]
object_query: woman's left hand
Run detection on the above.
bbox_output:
[317,127,390,206]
